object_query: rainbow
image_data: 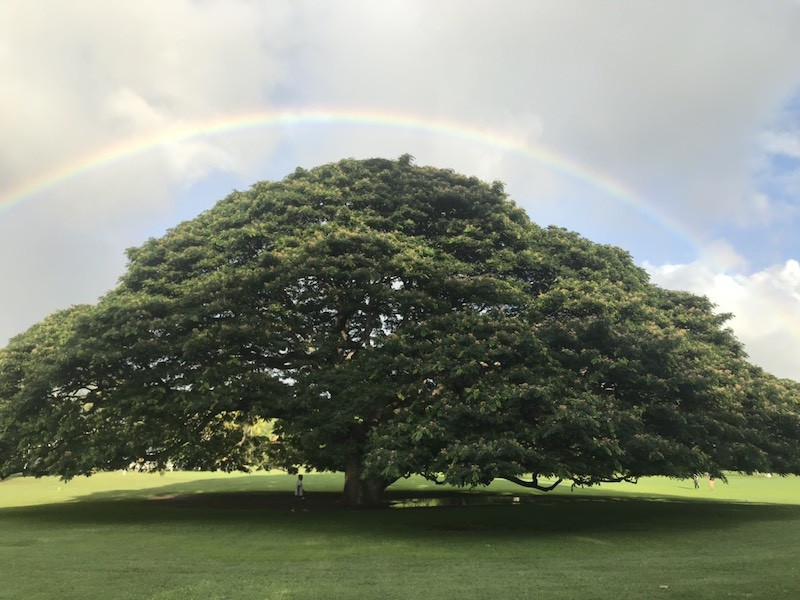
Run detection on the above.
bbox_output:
[0,107,688,234]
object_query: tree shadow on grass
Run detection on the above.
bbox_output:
[3,475,800,540]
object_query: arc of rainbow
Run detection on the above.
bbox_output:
[1,108,691,240]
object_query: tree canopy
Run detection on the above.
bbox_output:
[1,156,799,506]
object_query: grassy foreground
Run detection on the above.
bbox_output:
[1,471,799,599]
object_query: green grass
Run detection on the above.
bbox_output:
[1,471,799,599]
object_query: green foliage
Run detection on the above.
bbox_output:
[1,156,799,504]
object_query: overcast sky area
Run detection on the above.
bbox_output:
[1,1,800,380]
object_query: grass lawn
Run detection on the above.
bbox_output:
[1,471,799,599]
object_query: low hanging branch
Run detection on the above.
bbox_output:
[424,473,448,486]
[503,475,563,492]
[570,474,639,489]
[424,473,564,492]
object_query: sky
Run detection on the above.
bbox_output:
[1,0,800,380]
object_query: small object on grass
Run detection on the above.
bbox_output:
[659,584,669,590]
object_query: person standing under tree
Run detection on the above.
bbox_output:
[293,474,307,511]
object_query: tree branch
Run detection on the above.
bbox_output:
[570,474,639,489]
[503,475,563,492]
[423,473,448,486]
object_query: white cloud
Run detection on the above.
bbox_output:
[760,130,800,158]
[646,259,800,380]
[697,240,749,273]
[0,0,292,218]
[286,0,800,224]
[735,192,799,230]
[748,193,775,226]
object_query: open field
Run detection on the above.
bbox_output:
[1,471,799,599]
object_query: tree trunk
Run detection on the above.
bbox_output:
[343,456,388,508]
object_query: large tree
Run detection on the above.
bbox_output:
[1,156,798,505]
